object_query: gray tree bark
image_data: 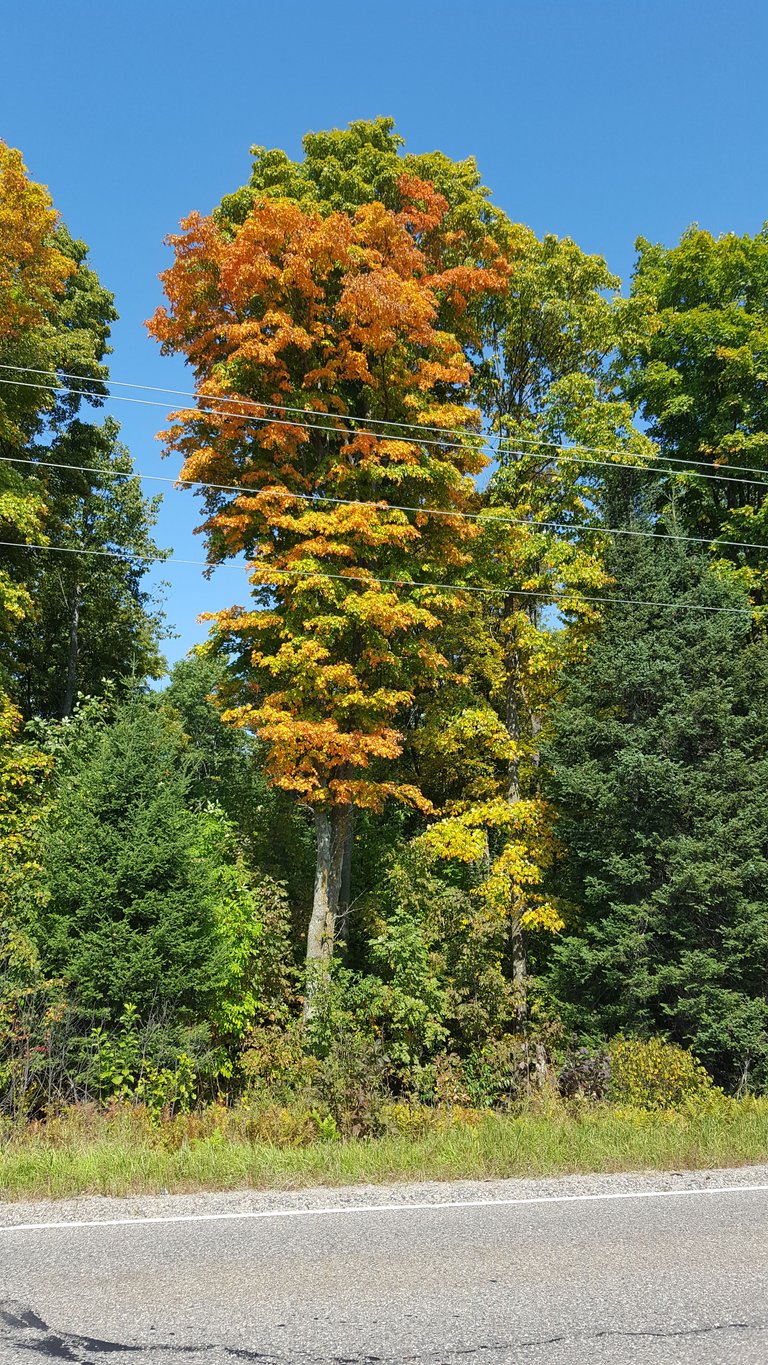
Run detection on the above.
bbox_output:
[336,809,354,946]
[303,803,352,1023]
[503,598,539,1030]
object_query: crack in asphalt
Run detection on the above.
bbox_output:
[375,1319,763,1360]
[0,1303,277,1363]
[515,1320,758,1350]
[0,1301,764,1364]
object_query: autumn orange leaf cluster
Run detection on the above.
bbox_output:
[148,177,506,811]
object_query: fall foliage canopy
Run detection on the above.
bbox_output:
[149,178,506,814]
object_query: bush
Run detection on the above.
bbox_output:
[91,1003,219,1117]
[240,1023,318,1100]
[558,1046,612,1102]
[608,1037,716,1110]
[463,1036,547,1108]
[377,1099,483,1137]
[312,1034,391,1136]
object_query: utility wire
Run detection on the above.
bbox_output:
[5,361,768,481]
[3,451,768,555]
[2,374,493,459]
[0,363,494,446]
[0,540,757,617]
[4,370,768,490]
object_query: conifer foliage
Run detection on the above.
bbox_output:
[543,533,768,1088]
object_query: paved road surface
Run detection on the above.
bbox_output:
[1,1173,767,1363]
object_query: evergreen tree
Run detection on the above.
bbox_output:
[30,698,226,1020]
[542,533,768,1090]
[163,654,316,912]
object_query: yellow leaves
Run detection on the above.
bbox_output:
[421,706,515,773]
[0,142,79,445]
[520,902,565,933]
[0,143,74,344]
[419,796,563,938]
[0,694,51,894]
[422,820,487,864]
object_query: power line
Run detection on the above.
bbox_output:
[7,361,768,482]
[0,363,492,446]
[3,451,768,556]
[4,369,768,490]
[1,540,757,617]
[2,374,493,460]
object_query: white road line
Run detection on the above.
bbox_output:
[1,1182,768,1233]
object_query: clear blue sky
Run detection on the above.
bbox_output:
[3,0,767,666]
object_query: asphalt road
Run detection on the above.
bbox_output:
[1,1178,767,1364]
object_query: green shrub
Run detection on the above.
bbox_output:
[31,701,228,1020]
[197,808,296,1063]
[312,1033,391,1136]
[240,1023,318,1100]
[462,1037,535,1108]
[90,1003,218,1117]
[608,1037,716,1110]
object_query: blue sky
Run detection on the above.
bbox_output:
[3,0,767,666]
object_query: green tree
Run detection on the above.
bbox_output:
[1,143,162,717]
[542,529,768,1090]
[0,148,115,446]
[620,225,768,592]
[417,233,653,1027]
[30,697,227,1020]
[9,418,165,718]
[163,653,316,916]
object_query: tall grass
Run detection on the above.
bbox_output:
[2,1100,768,1200]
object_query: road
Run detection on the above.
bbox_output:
[1,1173,767,1363]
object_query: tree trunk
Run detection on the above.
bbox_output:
[336,809,355,946]
[506,661,522,805]
[503,599,540,1028]
[504,594,526,805]
[510,898,528,1031]
[303,804,352,1023]
[62,583,80,719]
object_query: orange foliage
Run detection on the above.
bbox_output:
[148,177,506,810]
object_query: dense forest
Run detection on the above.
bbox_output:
[3,118,768,1131]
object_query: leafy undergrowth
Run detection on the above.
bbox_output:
[2,1097,768,1201]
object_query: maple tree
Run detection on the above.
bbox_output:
[0,142,115,445]
[148,177,505,1011]
[0,142,72,642]
[415,229,656,1024]
[619,225,768,600]
[217,116,505,264]
[0,142,74,439]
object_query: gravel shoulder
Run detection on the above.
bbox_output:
[3,1160,768,1228]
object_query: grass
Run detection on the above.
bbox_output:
[2,1100,768,1201]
